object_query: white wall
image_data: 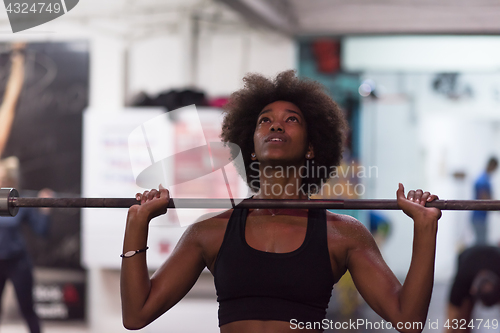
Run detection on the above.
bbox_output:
[360,97,422,277]
[197,30,295,97]
[360,71,500,282]
[128,36,184,96]
[128,29,295,98]
[346,36,500,283]
[344,36,500,72]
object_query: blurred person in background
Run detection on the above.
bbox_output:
[471,157,498,245]
[0,157,53,333]
[445,245,500,333]
[0,42,26,159]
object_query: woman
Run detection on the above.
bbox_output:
[0,156,52,333]
[121,71,441,333]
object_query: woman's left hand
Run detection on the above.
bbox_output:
[396,183,442,223]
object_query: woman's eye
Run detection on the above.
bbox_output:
[287,116,298,122]
[259,117,270,123]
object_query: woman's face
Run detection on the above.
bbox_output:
[253,100,311,165]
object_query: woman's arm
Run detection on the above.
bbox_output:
[0,43,26,158]
[347,184,441,333]
[120,186,206,330]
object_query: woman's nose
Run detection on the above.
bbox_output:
[270,122,283,132]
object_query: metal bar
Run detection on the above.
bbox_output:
[8,197,500,210]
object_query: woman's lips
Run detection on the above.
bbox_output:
[267,138,285,143]
[265,134,287,143]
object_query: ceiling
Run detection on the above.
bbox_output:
[2,0,499,37]
[218,0,500,36]
[0,0,243,38]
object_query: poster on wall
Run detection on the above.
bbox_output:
[2,41,88,268]
[0,42,88,320]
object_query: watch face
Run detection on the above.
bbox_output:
[124,250,136,258]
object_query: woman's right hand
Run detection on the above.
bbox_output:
[130,184,170,222]
[121,184,206,330]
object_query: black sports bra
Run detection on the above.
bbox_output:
[213,208,334,326]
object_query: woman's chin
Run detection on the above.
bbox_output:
[259,156,301,165]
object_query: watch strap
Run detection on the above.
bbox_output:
[120,246,149,258]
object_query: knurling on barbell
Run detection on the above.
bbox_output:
[1,187,500,217]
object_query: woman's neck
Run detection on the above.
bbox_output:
[253,163,309,200]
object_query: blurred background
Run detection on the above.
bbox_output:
[1,0,500,332]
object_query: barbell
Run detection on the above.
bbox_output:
[2,187,500,217]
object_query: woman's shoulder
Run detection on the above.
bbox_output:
[181,209,234,245]
[325,210,374,246]
[184,209,233,231]
[180,209,234,270]
[323,211,376,276]
[325,210,367,230]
